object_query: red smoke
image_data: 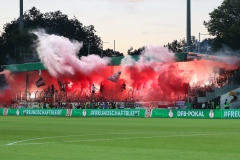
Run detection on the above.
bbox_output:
[0,58,238,104]
[0,33,239,104]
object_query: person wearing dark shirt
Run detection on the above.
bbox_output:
[121,82,126,92]
[51,84,55,95]
[100,83,104,97]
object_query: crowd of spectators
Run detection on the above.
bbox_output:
[0,101,123,109]
[1,68,239,110]
[189,69,240,99]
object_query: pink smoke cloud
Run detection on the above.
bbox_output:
[33,30,110,79]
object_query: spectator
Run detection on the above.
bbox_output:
[224,99,229,109]
[91,84,97,95]
[202,102,205,109]
[121,82,126,92]
[100,83,104,97]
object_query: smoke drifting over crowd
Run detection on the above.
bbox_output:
[0,31,239,104]
[33,30,110,78]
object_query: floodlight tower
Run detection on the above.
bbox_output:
[186,0,191,52]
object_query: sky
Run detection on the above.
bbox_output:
[0,0,224,54]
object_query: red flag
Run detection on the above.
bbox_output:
[107,71,121,83]
[35,77,45,88]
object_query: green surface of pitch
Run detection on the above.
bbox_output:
[1,117,240,160]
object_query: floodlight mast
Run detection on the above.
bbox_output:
[186,0,191,52]
[20,0,24,29]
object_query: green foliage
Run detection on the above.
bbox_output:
[127,46,145,55]
[103,48,124,57]
[0,7,124,68]
[165,36,213,54]
[204,0,240,50]
[199,38,213,54]
[164,39,186,53]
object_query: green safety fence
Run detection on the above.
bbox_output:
[81,109,146,117]
[151,109,240,119]
[10,109,66,116]
[0,108,147,117]
[0,108,3,115]
[1,108,240,119]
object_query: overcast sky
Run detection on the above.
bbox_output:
[0,0,224,54]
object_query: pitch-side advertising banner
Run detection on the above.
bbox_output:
[1,108,240,119]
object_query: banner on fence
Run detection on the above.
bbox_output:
[1,108,240,119]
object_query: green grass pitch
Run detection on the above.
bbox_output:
[1,116,240,160]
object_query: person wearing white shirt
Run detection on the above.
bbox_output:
[91,84,96,94]
[202,103,205,109]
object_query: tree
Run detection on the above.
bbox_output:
[165,36,207,53]
[204,0,240,51]
[0,7,124,66]
[0,7,126,88]
[127,46,145,55]
[164,39,186,53]
[199,38,213,54]
[103,48,123,57]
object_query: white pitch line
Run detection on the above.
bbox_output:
[6,131,192,146]
[5,132,239,146]
[6,131,154,146]
[64,132,239,143]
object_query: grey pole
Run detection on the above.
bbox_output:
[198,33,209,53]
[199,32,201,44]
[198,32,200,53]
[20,0,24,29]
[88,44,90,56]
[186,0,191,52]
[101,41,103,58]
[114,40,115,56]
[101,41,109,58]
